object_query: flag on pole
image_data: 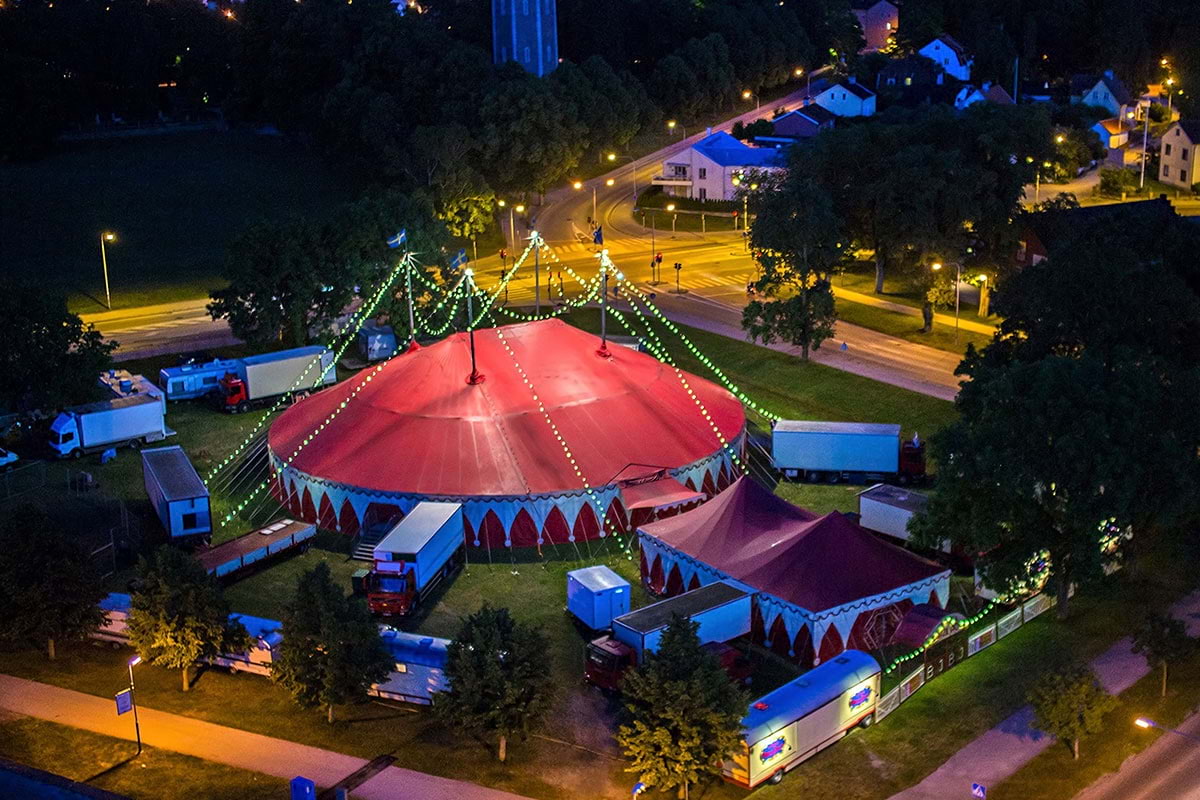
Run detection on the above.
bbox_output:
[450,249,468,270]
[386,229,408,249]
[593,225,604,245]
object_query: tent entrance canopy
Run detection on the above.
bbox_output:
[621,476,705,514]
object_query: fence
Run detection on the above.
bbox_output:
[877,591,1055,723]
[0,460,47,502]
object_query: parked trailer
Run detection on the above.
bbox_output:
[206,614,283,676]
[368,502,465,617]
[214,346,336,413]
[566,565,631,630]
[194,519,317,579]
[358,325,398,362]
[49,393,171,459]
[723,650,880,789]
[142,445,211,541]
[370,629,451,705]
[771,420,925,483]
[158,358,242,401]
[585,581,752,691]
[856,483,946,551]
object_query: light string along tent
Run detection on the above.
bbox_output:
[209,235,541,532]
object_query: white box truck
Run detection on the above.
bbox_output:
[724,650,881,789]
[772,420,925,483]
[856,483,945,550]
[368,502,465,617]
[49,394,171,458]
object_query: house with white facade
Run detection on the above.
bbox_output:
[851,0,898,52]
[813,79,876,117]
[1159,121,1199,190]
[651,131,787,202]
[918,35,972,82]
[1070,70,1133,118]
[954,82,1015,110]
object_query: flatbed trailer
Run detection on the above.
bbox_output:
[194,519,316,579]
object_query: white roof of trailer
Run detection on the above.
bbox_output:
[375,502,462,556]
[774,420,901,436]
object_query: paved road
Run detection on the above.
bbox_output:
[887,590,1200,800]
[80,299,237,362]
[0,674,531,800]
[1073,711,1200,800]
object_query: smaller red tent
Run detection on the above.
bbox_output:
[638,477,950,667]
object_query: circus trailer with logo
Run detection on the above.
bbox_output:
[368,502,465,617]
[724,650,881,789]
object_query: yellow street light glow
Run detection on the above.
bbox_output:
[1135,718,1152,728]
[572,181,583,190]
[607,153,616,161]
[497,199,506,207]
[742,90,752,99]
[515,204,525,213]
[666,203,676,212]
[1167,77,1175,86]
[667,120,677,129]
[1055,135,1065,143]
[103,232,116,242]
[1161,58,1169,67]
[977,274,987,282]
[605,178,615,186]
[750,183,758,190]
[794,67,803,77]
[931,262,943,271]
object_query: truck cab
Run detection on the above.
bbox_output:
[215,373,250,413]
[366,569,417,617]
[0,446,19,471]
[49,413,79,458]
[585,636,752,691]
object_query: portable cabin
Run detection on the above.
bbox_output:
[566,565,631,630]
[142,445,211,540]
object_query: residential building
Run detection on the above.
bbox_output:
[771,105,836,139]
[918,35,972,82]
[814,78,876,117]
[954,82,1015,110]
[651,131,787,202]
[1070,70,1133,118]
[1159,120,1199,189]
[851,0,898,52]
[492,0,558,77]
[878,55,944,89]
[1091,118,1129,151]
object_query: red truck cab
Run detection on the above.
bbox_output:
[366,569,416,617]
[584,637,751,691]
[898,440,927,482]
[216,373,249,413]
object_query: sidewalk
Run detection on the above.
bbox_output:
[887,590,1200,800]
[0,675,531,800]
[832,285,997,337]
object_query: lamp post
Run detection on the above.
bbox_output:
[498,200,524,252]
[608,153,638,199]
[573,180,597,223]
[1034,161,1051,203]
[742,89,760,111]
[667,203,677,235]
[1166,78,1176,116]
[1135,717,1200,744]
[667,120,685,139]
[99,231,117,310]
[127,656,143,756]
[795,66,812,99]
[931,261,963,341]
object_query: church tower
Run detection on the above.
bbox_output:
[492,0,558,77]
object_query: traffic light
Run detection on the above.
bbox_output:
[499,248,507,260]
[674,262,681,271]
[655,252,663,264]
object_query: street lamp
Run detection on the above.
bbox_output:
[1166,77,1177,115]
[574,180,597,222]
[1134,717,1200,744]
[498,201,524,252]
[667,119,685,139]
[931,260,964,341]
[99,231,117,310]
[1034,160,1052,203]
[666,203,677,235]
[127,655,143,756]
[742,89,760,110]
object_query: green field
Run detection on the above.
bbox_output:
[0,132,355,312]
[0,714,287,800]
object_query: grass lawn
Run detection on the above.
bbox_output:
[632,207,740,234]
[993,633,1200,800]
[836,264,994,329]
[0,131,356,313]
[836,297,992,356]
[0,714,287,799]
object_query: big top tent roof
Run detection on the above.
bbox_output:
[268,319,745,499]
[639,477,947,612]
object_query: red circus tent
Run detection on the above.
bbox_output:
[267,319,745,548]
[638,477,950,667]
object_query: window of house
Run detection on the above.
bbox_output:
[182,512,198,530]
[698,167,707,179]
[1163,165,1170,177]
[1166,144,1172,156]
[1182,169,1188,183]
[699,188,707,200]
[904,76,912,86]
[1182,148,1190,161]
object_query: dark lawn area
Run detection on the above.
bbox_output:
[0,714,287,800]
[0,131,355,313]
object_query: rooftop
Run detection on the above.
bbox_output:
[692,131,788,168]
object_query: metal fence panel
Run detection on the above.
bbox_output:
[875,687,901,722]
[968,623,997,656]
[1023,593,1053,622]
[996,609,1022,639]
[899,666,925,701]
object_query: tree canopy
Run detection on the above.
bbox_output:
[617,615,748,797]
[127,546,250,692]
[434,604,552,762]
[0,505,108,660]
[1131,612,1194,698]
[0,280,117,413]
[1027,664,1116,760]
[272,562,393,723]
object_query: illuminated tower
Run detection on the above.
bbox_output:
[493,0,558,77]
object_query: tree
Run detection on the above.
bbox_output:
[271,562,392,723]
[403,124,495,239]
[434,604,552,761]
[127,546,250,692]
[0,505,108,660]
[0,281,117,413]
[1027,664,1117,759]
[1098,167,1136,197]
[1132,612,1194,698]
[921,275,955,333]
[743,175,845,359]
[617,615,748,798]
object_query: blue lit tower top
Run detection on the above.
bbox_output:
[493,0,559,77]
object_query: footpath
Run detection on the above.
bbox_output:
[0,675,531,800]
[887,590,1200,800]
[831,285,997,337]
